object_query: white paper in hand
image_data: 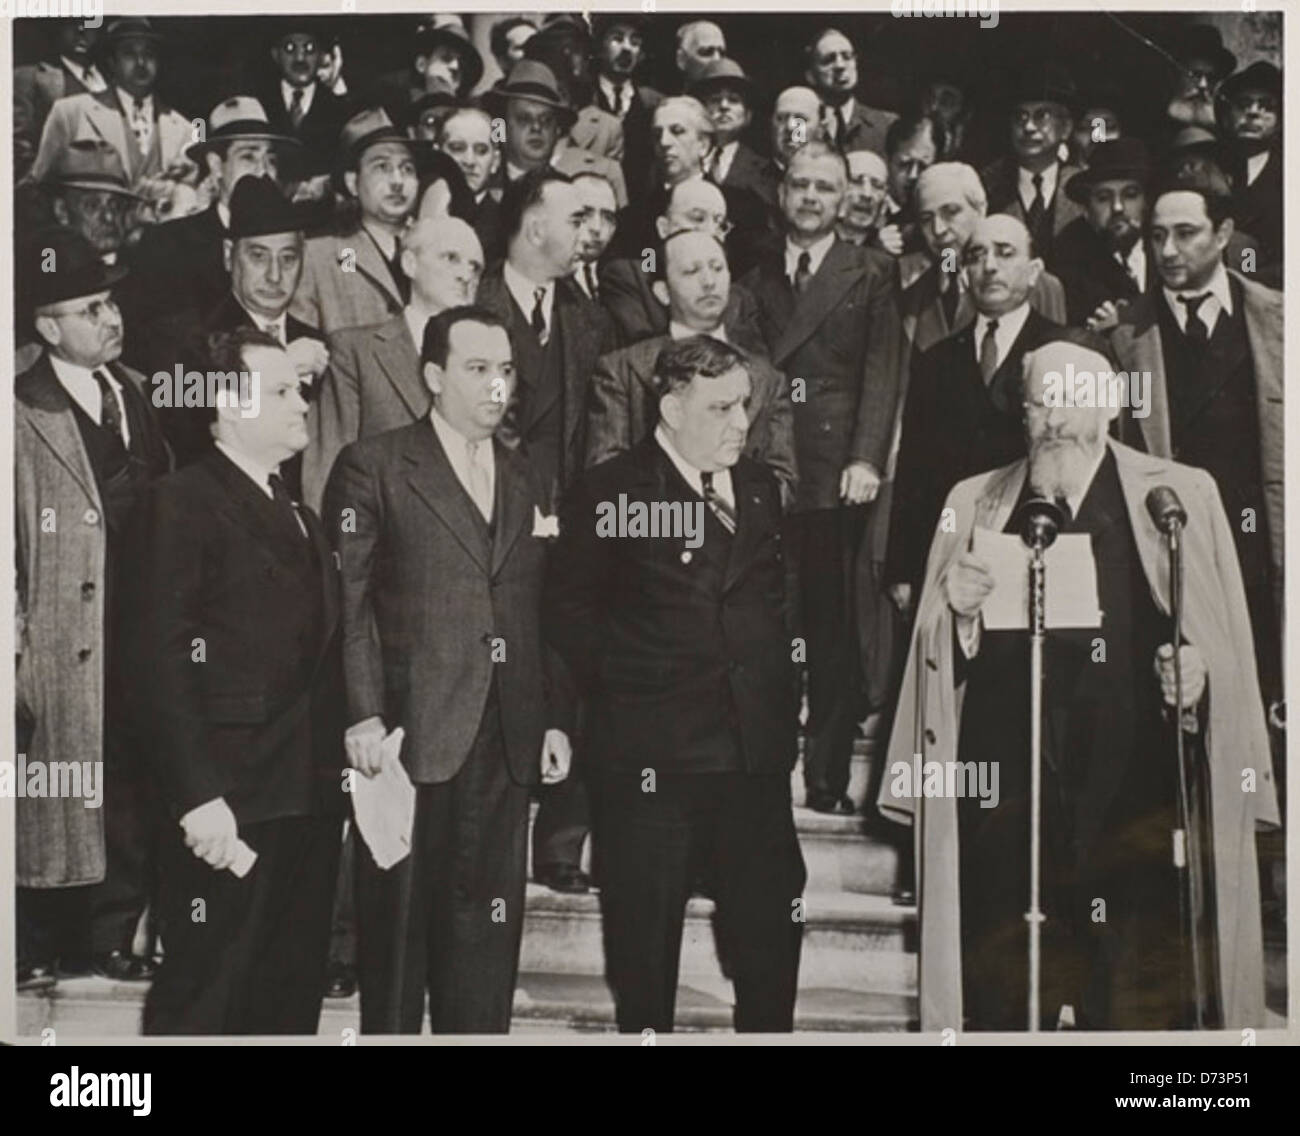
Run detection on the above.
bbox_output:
[971,527,1101,630]
[351,727,415,870]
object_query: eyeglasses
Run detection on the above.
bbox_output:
[1230,93,1278,114]
[51,296,120,324]
[1013,107,1061,129]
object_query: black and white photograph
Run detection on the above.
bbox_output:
[2,2,1290,1056]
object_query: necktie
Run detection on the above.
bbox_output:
[465,439,493,521]
[939,271,959,330]
[386,247,410,305]
[584,263,599,302]
[289,87,305,129]
[700,472,737,535]
[531,286,549,345]
[262,322,285,346]
[1026,172,1045,234]
[92,369,125,446]
[268,473,306,541]
[793,250,812,294]
[838,106,851,146]
[1178,292,1211,343]
[978,319,1000,384]
[129,96,152,154]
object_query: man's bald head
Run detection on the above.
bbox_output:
[676,20,726,80]
[402,216,485,313]
[657,176,729,241]
[772,86,825,163]
[963,213,1042,317]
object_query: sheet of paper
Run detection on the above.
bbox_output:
[351,727,414,871]
[971,527,1101,630]
[228,839,258,878]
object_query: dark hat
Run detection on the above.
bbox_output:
[1220,60,1281,102]
[483,60,577,129]
[590,12,649,42]
[688,58,753,102]
[264,15,334,49]
[1167,125,1226,158]
[102,17,163,47]
[226,175,307,240]
[1167,24,1237,80]
[21,228,128,311]
[541,14,591,38]
[42,139,140,199]
[186,96,300,163]
[1007,61,1078,113]
[1152,160,1234,204]
[409,90,461,125]
[338,106,435,172]
[413,17,484,96]
[1066,138,1152,202]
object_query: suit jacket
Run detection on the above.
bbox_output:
[304,313,425,511]
[470,191,506,265]
[832,99,898,157]
[549,142,629,209]
[476,266,615,501]
[880,440,1279,1029]
[590,82,662,201]
[14,59,95,178]
[585,331,797,503]
[598,256,763,349]
[743,239,904,512]
[1108,273,1284,603]
[122,449,344,826]
[980,156,1084,264]
[15,354,168,886]
[544,437,797,776]
[31,88,194,188]
[569,104,624,162]
[256,77,352,180]
[324,420,564,786]
[885,307,1061,587]
[1051,216,1147,326]
[1233,145,1282,285]
[291,224,406,336]
[719,141,778,213]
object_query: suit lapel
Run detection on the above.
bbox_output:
[204,450,312,570]
[490,443,535,577]
[1123,297,1172,457]
[402,422,490,575]
[20,358,101,509]
[773,241,864,366]
[301,503,340,656]
[373,317,429,419]
[81,92,130,173]
[157,107,188,169]
[723,461,772,590]
[352,228,404,311]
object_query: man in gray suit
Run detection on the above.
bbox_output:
[304,215,483,509]
[324,305,572,1034]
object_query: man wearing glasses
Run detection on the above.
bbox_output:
[15,230,170,992]
[1219,62,1282,285]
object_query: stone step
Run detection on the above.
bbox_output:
[18,972,917,1037]
[519,884,917,994]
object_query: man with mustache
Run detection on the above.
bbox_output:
[691,59,773,214]
[881,329,1278,1030]
[1052,139,1152,327]
[590,14,662,200]
[743,140,903,815]
[837,149,889,246]
[804,27,896,158]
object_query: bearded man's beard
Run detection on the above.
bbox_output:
[1028,434,1100,504]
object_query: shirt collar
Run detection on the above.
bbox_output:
[503,259,554,322]
[784,232,836,281]
[1018,161,1059,201]
[669,319,727,344]
[429,403,492,462]
[1162,262,1233,328]
[654,422,732,503]
[973,301,1030,353]
[214,439,279,498]
[115,86,152,115]
[281,78,316,113]
[599,75,631,107]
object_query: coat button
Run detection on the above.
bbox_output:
[77,647,92,662]
[924,728,937,744]
[83,508,99,525]
[81,581,96,599]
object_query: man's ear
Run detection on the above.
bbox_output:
[413,54,429,78]
[222,238,233,273]
[651,279,670,308]
[1214,217,1235,253]
[50,197,70,227]
[654,215,669,240]
[423,360,442,395]
[659,389,683,431]
[400,246,417,280]
[488,147,502,178]
[33,314,60,349]
[1026,256,1044,289]
[343,170,358,199]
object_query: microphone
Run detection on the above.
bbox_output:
[1146,486,1187,534]
[1013,497,1070,551]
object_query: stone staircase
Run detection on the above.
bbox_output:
[18,740,920,1037]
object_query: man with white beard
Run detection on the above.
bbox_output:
[879,329,1278,1031]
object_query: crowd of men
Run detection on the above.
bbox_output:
[13,12,1284,1034]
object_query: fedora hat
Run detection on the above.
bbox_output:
[413,16,484,96]
[338,106,434,172]
[1167,125,1227,159]
[226,175,308,240]
[688,58,754,102]
[1007,60,1078,113]
[265,14,335,49]
[590,12,649,42]
[1065,138,1152,203]
[484,60,577,129]
[21,228,129,313]
[1167,24,1237,81]
[186,96,300,164]
[42,139,140,199]
[1220,60,1281,102]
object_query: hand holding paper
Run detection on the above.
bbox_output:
[351,726,415,871]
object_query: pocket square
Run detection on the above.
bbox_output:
[532,507,559,538]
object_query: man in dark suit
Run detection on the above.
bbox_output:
[804,27,897,157]
[121,96,298,347]
[742,141,903,815]
[325,306,572,1033]
[886,214,1061,596]
[130,327,345,1034]
[588,228,796,503]
[1219,62,1282,285]
[1053,140,1152,326]
[147,175,327,473]
[691,60,773,213]
[590,14,662,205]
[437,107,505,263]
[545,335,806,1032]
[981,63,1084,268]
[476,168,615,509]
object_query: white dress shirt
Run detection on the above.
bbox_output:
[654,424,735,510]
[971,302,1031,374]
[599,75,634,119]
[711,140,739,185]
[430,405,495,520]
[281,79,316,119]
[1018,161,1059,212]
[503,260,555,337]
[50,354,130,447]
[115,88,155,152]
[1246,150,1270,187]
[404,305,436,353]
[239,303,288,345]
[214,439,278,499]
[669,319,728,344]
[1162,262,1233,337]
[784,232,835,287]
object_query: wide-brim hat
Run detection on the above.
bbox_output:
[1006,60,1079,114]
[1065,138,1152,202]
[21,228,129,312]
[413,18,485,96]
[590,13,649,42]
[1167,24,1237,81]
[186,96,301,163]
[483,60,577,129]
[1167,125,1226,158]
[338,106,437,173]
[688,58,753,102]
[226,174,311,239]
[1219,60,1281,102]
[42,139,140,199]
[92,17,163,66]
